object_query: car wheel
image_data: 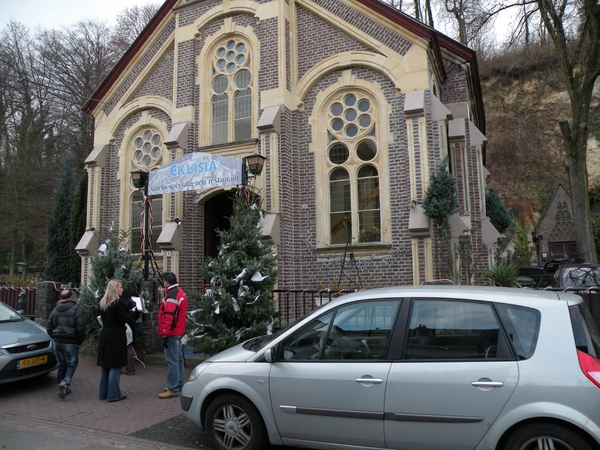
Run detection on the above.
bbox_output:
[205,393,267,450]
[502,423,594,450]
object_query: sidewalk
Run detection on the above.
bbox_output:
[0,356,199,449]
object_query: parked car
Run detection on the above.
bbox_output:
[181,285,600,450]
[517,258,585,288]
[0,301,57,384]
[551,263,600,289]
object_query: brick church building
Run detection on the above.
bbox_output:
[78,0,499,292]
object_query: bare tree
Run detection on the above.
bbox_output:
[38,19,123,170]
[534,0,600,263]
[0,22,61,274]
[435,0,497,45]
[112,3,161,55]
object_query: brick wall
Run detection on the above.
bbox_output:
[89,0,487,291]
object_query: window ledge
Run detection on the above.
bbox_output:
[196,139,259,153]
[316,243,393,256]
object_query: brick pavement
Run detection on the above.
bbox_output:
[0,356,199,449]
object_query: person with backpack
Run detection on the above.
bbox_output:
[158,272,188,399]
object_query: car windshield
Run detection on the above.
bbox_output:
[242,314,313,352]
[0,302,25,322]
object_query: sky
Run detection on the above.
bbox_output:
[0,0,155,29]
[0,0,513,49]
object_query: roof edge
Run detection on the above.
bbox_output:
[82,0,179,114]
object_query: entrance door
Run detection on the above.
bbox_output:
[204,193,234,260]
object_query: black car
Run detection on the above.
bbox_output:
[518,258,586,288]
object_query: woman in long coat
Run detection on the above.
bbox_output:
[97,279,139,402]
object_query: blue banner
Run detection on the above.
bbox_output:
[147,153,243,195]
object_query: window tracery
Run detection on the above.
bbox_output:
[327,92,382,245]
[211,38,252,144]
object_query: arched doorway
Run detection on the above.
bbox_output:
[204,192,234,260]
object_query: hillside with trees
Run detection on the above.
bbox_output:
[481,45,599,243]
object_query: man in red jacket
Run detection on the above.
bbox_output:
[158,272,188,399]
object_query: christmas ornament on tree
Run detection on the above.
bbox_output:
[188,190,278,354]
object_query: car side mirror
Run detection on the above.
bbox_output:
[264,346,275,363]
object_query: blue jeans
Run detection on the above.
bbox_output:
[55,342,79,387]
[164,335,185,393]
[99,367,122,401]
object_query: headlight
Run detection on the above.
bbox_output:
[188,361,211,382]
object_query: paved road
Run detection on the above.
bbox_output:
[0,356,206,449]
[0,356,297,450]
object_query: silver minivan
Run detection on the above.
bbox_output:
[181,285,600,450]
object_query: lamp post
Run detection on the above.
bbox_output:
[16,262,26,276]
[131,170,150,281]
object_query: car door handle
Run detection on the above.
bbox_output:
[471,381,504,388]
[355,377,384,384]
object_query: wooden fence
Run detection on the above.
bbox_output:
[0,287,37,317]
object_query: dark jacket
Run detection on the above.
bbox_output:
[46,300,86,345]
[97,298,139,368]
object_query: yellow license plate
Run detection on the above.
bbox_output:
[17,355,47,369]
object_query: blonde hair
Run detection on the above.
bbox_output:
[99,279,121,311]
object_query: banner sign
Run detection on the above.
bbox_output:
[147,153,243,195]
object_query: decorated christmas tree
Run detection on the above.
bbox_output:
[188,190,278,354]
[78,226,144,355]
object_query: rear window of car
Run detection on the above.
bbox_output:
[404,299,513,360]
[570,303,600,357]
[495,303,540,360]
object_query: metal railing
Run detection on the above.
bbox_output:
[271,289,357,327]
[1,286,358,327]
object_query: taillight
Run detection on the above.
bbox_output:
[578,349,600,388]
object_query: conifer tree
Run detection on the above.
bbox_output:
[77,227,144,355]
[69,172,88,286]
[44,153,75,283]
[188,190,278,355]
[486,188,511,234]
[423,156,459,280]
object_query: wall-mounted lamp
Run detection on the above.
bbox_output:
[409,200,417,209]
[131,169,149,192]
[245,153,267,176]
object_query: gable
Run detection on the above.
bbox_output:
[537,185,573,239]
[309,0,413,56]
[132,47,176,103]
[103,16,177,117]
[296,5,376,79]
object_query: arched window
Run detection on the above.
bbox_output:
[327,93,381,245]
[130,128,163,254]
[211,38,253,144]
